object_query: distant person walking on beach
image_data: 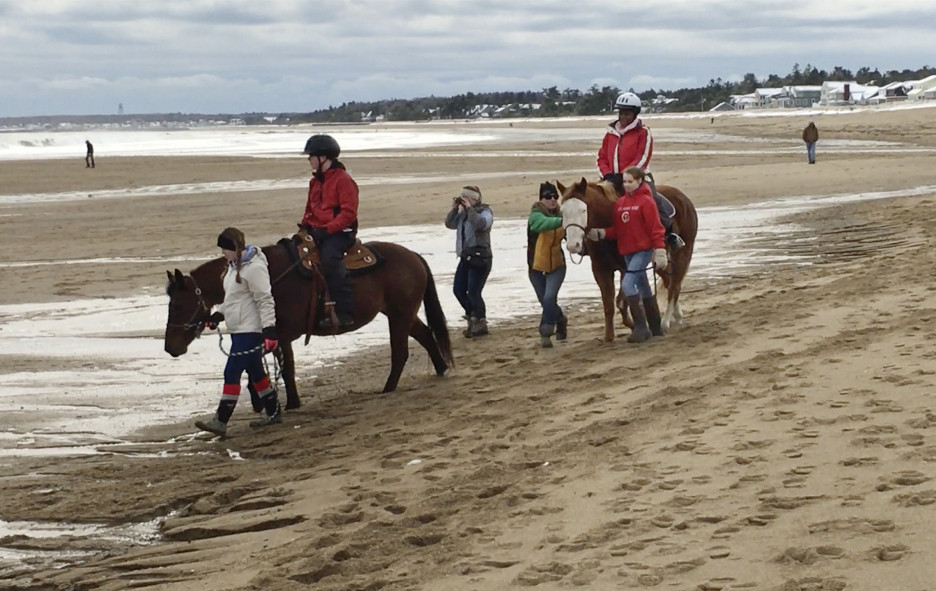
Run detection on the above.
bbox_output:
[85,140,94,168]
[527,181,568,348]
[445,185,493,338]
[194,227,282,437]
[597,92,684,250]
[299,134,358,330]
[802,121,819,164]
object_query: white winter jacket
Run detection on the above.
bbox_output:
[219,246,276,334]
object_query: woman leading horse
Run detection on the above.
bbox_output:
[164,238,454,411]
[560,177,697,342]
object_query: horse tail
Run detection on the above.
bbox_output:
[419,255,455,368]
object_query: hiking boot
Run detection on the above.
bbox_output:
[469,317,489,338]
[540,335,553,348]
[249,412,283,429]
[556,315,568,341]
[666,232,685,250]
[195,417,227,436]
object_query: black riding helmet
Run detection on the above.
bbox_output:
[302,134,340,159]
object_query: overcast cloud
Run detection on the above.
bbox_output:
[2,0,934,117]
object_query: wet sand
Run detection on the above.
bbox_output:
[2,105,936,590]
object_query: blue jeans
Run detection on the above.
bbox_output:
[453,257,491,319]
[621,250,653,298]
[806,142,816,163]
[529,267,566,335]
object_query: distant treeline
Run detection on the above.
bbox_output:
[288,64,936,123]
[4,64,934,127]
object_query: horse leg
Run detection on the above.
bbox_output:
[279,341,301,410]
[409,318,448,376]
[592,260,617,342]
[382,316,412,393]
[659,255,684,332]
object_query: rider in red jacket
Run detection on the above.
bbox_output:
[300,134,359,330]
[597,92,684,250]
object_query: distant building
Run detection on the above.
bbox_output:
[819,81,880,105]
[907,75,936,101]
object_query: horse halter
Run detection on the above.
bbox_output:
[167,274,211,334]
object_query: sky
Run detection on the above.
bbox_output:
[1,0,934,117]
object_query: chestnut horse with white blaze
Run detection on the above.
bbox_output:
[559,178,698,341]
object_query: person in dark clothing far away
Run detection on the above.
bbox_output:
[85,140,95,168]
[802,121,819,164]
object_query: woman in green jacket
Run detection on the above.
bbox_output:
[527,182,568,348]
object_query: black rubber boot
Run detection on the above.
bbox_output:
[642,297,664,337]
[319,261,354,329]
[625,296,651,343]
[250,390,282,429]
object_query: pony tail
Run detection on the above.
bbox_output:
[235,247,244,283]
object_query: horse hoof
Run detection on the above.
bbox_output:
[285,401,301,410]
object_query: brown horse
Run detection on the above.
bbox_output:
[164,240,454,409]
[559,178,698,341]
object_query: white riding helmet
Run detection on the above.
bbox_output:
[615,92,642,114]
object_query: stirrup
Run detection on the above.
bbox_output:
[666,233,685,250]
[318,314,353,329]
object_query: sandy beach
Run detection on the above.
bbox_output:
[2,105,936,590]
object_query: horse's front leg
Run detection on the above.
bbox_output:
[592,260,617,342]
[279,341,301,410]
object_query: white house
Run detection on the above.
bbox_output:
[820,81,880,105]
[907,75,936,101]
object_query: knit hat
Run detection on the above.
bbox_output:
[217,227,245,251]
[459,185,482,202]
[539,182,559,200]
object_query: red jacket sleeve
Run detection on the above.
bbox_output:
[596,133,615,177]
[325,174,359,234]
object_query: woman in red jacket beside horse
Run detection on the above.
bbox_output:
[586,167,668,343]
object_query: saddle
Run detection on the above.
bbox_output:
[293,229,380,275]
[278,231,384,342]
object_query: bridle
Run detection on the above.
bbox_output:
[166,275,212,335]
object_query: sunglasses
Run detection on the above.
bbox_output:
[540,194,558,200]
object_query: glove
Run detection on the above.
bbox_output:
[653,248,668,270]
[586,228,605,241]
[204,311,224,330]
[308,227,328,243]
[262,327,278,352]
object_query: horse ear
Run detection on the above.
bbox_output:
[166,270,174,284]
[556,180,566,193]
[577,178,588,190]
[173,269,185,284]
